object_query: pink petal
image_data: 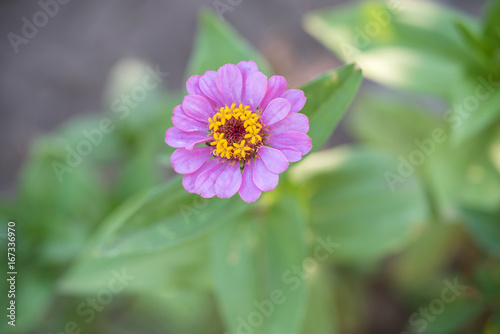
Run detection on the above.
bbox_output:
[215,163,242,198]
[237,60,259,80]
[172,106,208,132]
[261,98,291,126]
[183,159,217,193]
[268,113,309,135]
[182,95,215,123]
[258,146,289,174]
[282,89,306,113]
[253,158,279,192]
[267,131,312,155]
[279,147,303,162]
[238,162,262,203]
[186,75,203,96]
[165,127,210,150]
[216,64,243,105]
[199,70,225,107]
[242,71,267,111]
[170,147,212,174]
[260,75,287,110]
[195,162,225,198]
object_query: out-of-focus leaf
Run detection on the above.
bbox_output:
[349,92,439,156]
[187,10,270,78]
[131,292,222,334]
[59,235,211,296]
[299,64,362,153]
[391,223,462,291]
[81,176,251,258]
[210,197,308,334]
[425,130,500,213]
[483,0,500,49]
[331,271,368,333]
[291,147,430,264]
[300,268,339,334]
[461,207,500,256]
[475,260,500,301]
[449,78,500,144]
[350,92,500,215]
[404,298,484,334]
[17,136,107,264]
[303,1,478,98]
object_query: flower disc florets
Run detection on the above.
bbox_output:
[209,103,264,160]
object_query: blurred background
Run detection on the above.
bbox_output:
[0,0,485,195]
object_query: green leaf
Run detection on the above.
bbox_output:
[210,197,308,334]
[59,235,211,296]
[483,0,500,46]
[461,207,500,256]
[405,297,484,334]
[291,146,430,264]
[391,223,462,291]
[300,268,339,334]
[299,64,362,153]
[425,130,500,213]
[350,92,500,214]
[303,1,477,98]
[81,176,251,259]
[349,91,440,156]
[450,79,500,144]
[187,10,270,78]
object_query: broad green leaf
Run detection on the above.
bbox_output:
[59,234,211,296]
[291,146,430,264]
[299,64,362,153]
[461,207,500,256]
[303,0,478,98]
[81,176,251,258]
[187,10,270,78]
[210,197,308,334]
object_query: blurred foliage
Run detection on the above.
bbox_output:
[1,1,500,334]
[305,0,500,333]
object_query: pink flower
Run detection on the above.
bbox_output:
[165,60,311,202]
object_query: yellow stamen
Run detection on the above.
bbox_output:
[208,103,264,160]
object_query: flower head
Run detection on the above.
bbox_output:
[165,60,311,202]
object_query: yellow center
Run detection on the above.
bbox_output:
[208,103,264,160]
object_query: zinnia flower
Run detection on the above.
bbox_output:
[165,60,311,202]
